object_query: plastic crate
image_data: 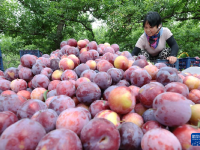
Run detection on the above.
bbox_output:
[0,48,4,71]
[179,57,200,70]
[20,50,43,58]
[155,59,179,70]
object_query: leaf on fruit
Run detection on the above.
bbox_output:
[43,90,49,101]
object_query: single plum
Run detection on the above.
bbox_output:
[141,128,181,150]
[56,80,76,97]
[17,99,47,119]
[48,95,75,115]
[0,111,18,135]
[130,68,152,87]
[93,72,112,90]
[56,107,90,135]
[31,109,58,133]
[76,82,101,106]
[138,82,165,108]
[0,118,46,150]
[89,100,110,118]
[36,129,82,150]
[80,118,120,150]
[153,92,192,127]
[118,122,143,150]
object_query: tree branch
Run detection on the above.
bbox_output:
[66,18,95,40]
[0,28,47,36]
[175,16,200,21]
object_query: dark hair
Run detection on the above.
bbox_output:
[143,11,162,28]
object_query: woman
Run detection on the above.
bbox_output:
[132,11,179,64]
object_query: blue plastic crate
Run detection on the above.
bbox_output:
[179,57,200,70]
[0,48,4,71]
[155,59,179,70]
[20,50,43,58]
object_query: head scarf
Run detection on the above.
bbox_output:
[146,27,163,49]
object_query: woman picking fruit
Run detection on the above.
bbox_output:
[132,11,179,64]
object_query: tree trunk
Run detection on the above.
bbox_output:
[54,20,65,50]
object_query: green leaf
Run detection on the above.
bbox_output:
[43,90,49,101]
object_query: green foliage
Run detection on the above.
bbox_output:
[0,35,24,54]
[0,0,199,58]
[93,26,109,44]
[2,53,20,70]
[169,21,200,57]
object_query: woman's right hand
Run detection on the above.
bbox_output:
[167,56,177,64]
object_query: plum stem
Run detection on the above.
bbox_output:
[120,120,125,123]
[100,137,106,142]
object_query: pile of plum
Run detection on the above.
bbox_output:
[0,38,200,150]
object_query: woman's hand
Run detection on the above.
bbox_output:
[167,56,177,64]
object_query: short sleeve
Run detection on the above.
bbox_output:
[164,28,173,40]
[135,33,146,50]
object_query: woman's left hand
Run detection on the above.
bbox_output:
[167,56,177,64]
